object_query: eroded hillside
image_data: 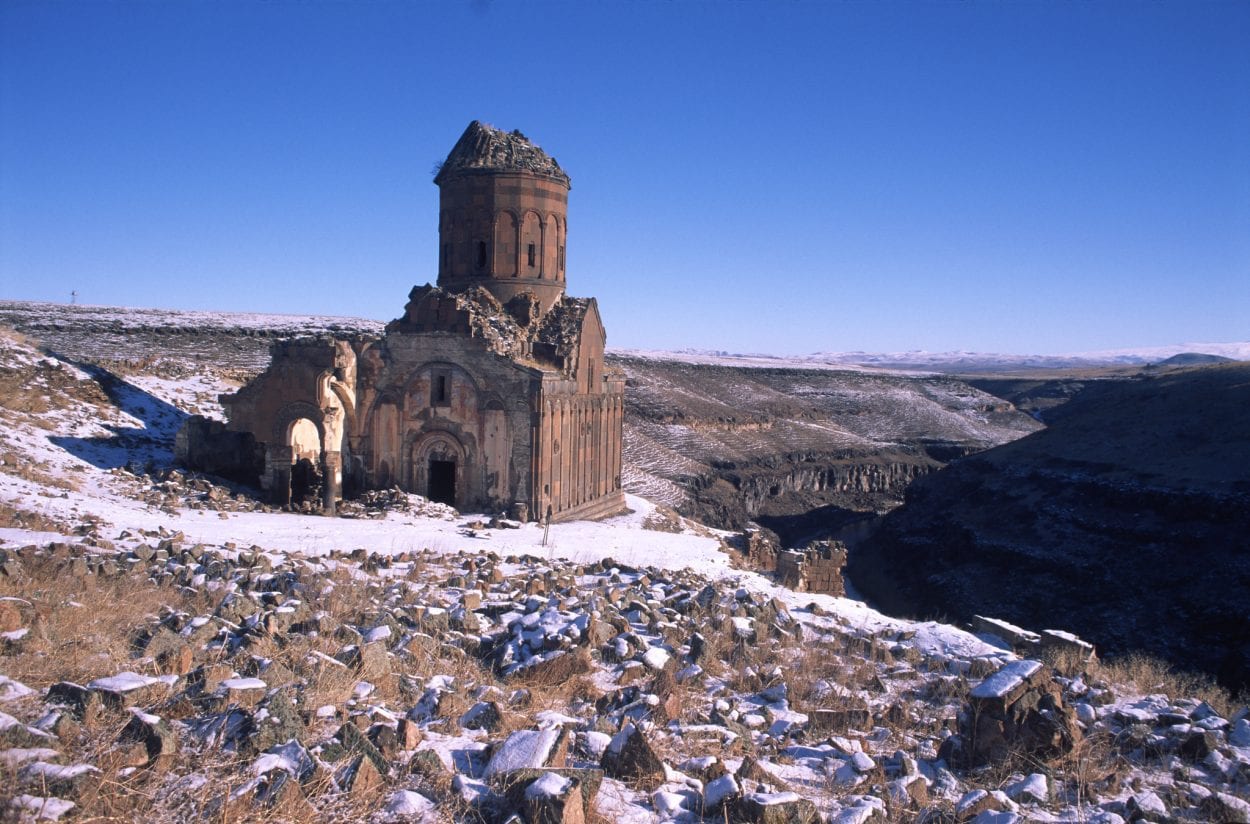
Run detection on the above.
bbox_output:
[851,363,1250,691]
[614,356,1042,535]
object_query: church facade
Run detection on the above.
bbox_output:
[206,122,626,522]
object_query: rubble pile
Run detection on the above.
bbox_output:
[1,539,1247,822]
[338,488,459,522]
[109,466,269,516]
[104,468,461,523]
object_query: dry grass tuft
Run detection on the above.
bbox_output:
[0,449,78,491]
[0,502,65,532]
[0,554,212,688]
[1097,652,1243,718]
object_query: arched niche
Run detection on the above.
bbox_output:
[544,213,559,277]
[520,211,542,277]
[368,395,402,487]
[494,210,518,277]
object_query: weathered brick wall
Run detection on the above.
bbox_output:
[803,555,846,596]
[744,529,780,572]
[438,172,569,312]
[776,550,804,588]
[776,542,847,595]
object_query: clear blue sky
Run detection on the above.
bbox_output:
[2,1,1247,355]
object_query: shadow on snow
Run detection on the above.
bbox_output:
[47,355,191,471]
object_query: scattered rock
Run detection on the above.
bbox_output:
[117,708,177,767]
[958,660,1080,766]
[738,791,821,824]
[600,722,666,789]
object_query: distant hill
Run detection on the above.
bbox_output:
[1156,352,1234,366]
[850,362,1250,690]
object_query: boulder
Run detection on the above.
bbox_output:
[335,721,390,778]
[498,767,603,818]
[599,722,666,789]
[703,773,741,813]
[522,772,585,824]
[461,701,504,732]
[213,677,267,709]
[18,762,100,801]
[143,627,194,675]
[117,709,178,767]
[809,704,871,734]
[484,728,570,778]
[0,599,26,633]
[248,692,306,754]
[959,661,1080,767]
[44,682,101,727]
[86,672,171,710]
[1202,792,1250,823]
[334,753,384,797]
[0,710,56,749]
[737,791,821,824]
[224,768,316,819]
[397,717,423,750]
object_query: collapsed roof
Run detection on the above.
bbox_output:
[434,120,570,187]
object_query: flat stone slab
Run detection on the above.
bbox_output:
[87,672,159,694]
[970,660,1043,705]
[971,615,1040,647]
[483,729,563,778]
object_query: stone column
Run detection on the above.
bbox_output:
[265,444,294,506]
[322,450,342,516]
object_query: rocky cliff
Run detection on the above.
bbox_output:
[850,362,1250,690]
[612,355,1042,536]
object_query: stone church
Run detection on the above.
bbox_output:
[188,121,626,522]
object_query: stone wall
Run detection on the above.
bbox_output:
[776,541,847,595]
[174,416,261,484]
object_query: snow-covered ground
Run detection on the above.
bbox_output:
[0,299,385,337]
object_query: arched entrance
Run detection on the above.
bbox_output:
[265,403,326,507]
[287,417,323,505]
[410,431,467,508]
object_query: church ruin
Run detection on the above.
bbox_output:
[185,121,626,522]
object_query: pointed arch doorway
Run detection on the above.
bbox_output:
[410,431,467,508]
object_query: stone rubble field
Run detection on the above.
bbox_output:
[1,531,1248,823]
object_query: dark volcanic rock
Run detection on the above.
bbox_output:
[851,363,1250,690]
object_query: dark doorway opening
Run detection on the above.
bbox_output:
[290,457,322,505]
[428,459,456,506]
